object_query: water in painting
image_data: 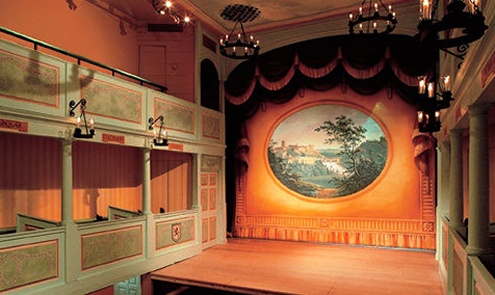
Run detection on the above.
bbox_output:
[268,104,387,198]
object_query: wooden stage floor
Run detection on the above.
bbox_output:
[151,238,444,295]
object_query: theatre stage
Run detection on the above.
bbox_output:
[151,238,443,295]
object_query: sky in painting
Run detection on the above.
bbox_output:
[270,104,384,150]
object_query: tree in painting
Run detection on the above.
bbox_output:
[268,141,318,196]
[314,115,386,196]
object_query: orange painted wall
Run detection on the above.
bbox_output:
[150,150,193,214]
[0,131,62,227]
[72,141,142,220]
[137,29,195,102]
[0,0,196,102]
[242,87,421,219]
[0,0,139,74]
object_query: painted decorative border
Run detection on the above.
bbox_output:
[236,215,426,233]
[201,155,222,172]
[155,217,195,250]
[154,98,195,134]
[80,75,143,124]
[0,49,59,107]
[235,225,436,249]
[81,225,143,270]
[0,240,58,292]
[202,112,221,139]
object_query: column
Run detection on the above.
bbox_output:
[142,147,155,259]
[439,140,451,216]
[61,139,73,224]
[466,103,492,256]
[142,147,151,215]
[449,129,464,231]
[61,138,79,282]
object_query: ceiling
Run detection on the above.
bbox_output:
[96,0,419,34]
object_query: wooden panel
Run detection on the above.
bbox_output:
[453,248,464,295]
[156,217,195,250]
[209,217,216,241]
[202,218,209,243]
[0,240,58,292]
[0,48,59,107]
[81,225,142,270]
[72,141,142,220]
[80,76,143,124]
[209,188,216,211]
[154,98,195,134]
[0,132,62,228]
[200,189,208,212]
[201,155,222,172]
[202,112,221,139]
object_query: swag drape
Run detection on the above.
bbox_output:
[224,34,437,232]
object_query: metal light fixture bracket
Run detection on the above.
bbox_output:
[148,116,168,146]
[69,99,95,139]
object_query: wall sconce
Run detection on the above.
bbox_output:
[416,76,453,132]
[69,99,95,139]
[148,115,168,146]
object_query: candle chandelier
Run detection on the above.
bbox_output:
[219,4,261,59]
[347,0,487,132]
[348,0,398,34]
[151,0,191,24]
[414,0,488,132]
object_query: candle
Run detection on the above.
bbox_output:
[374,3,378,12]
[349,13,353,20]
[418,111,424,123]
[435,111,440,122]
[359,6,363,15]
[442,76,450,92]
[419,77,426,94]
[422,0,430,19]
[89,118,94,130]
[76,116,81,128]
[427,82,435,98]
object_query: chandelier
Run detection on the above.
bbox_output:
[414,0,488,132]
[348,0,397,34]
[151,0,191,24]
[219,4,261,59]
[418,0,487,48]
[416,76,453,133]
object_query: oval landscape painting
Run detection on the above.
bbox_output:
[268,104,388,198]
